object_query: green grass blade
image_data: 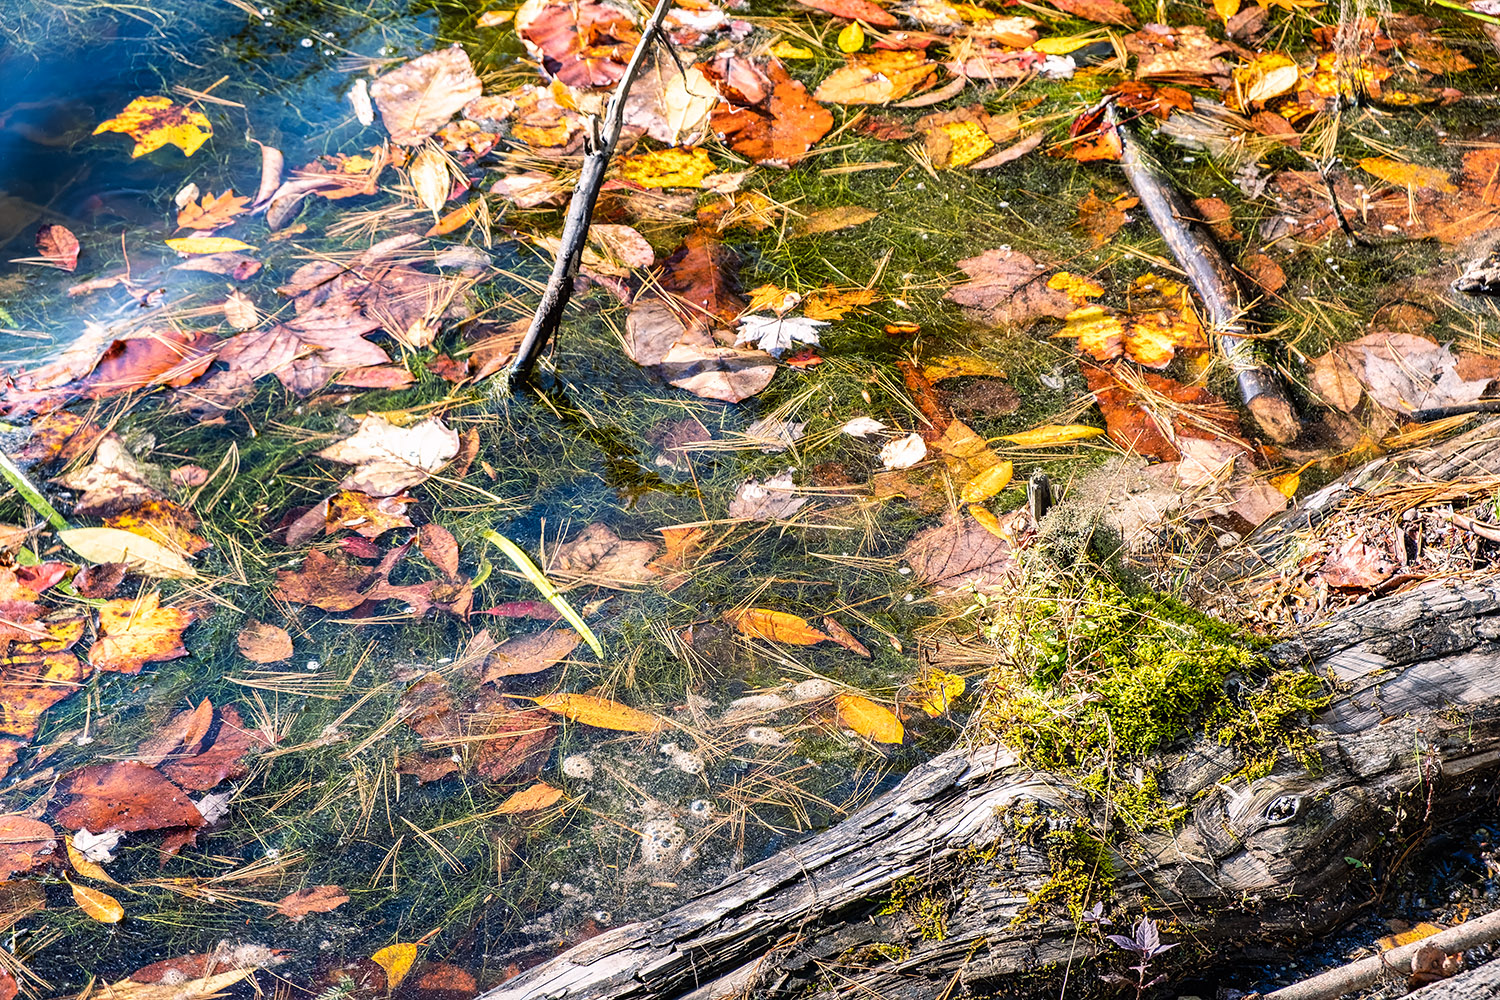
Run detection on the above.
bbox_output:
[0,448,68,530]
[481,529,604,658]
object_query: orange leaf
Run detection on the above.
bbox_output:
[71,881,124,923]
[495,781,566,813]
[93,96,211,157]
[533,693,664,732]
[834,693,904,744]
[176,190,251,231]
[729,609,831,645]
[90,592,194,674]
[65,835,116,883]
[371,943,419,989]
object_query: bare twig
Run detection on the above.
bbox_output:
[1108,103,1302,444]
[506,0,676,383]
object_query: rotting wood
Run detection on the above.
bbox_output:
[471,427,1500,1000]
[1406,955,1500,999]
[1109,105,1302,445]
[506,0,676,382]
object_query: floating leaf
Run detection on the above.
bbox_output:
[481,531,605,657]
[996,424,1105,448]
[834,694,904,744]
[59,527,195,579]
[495,781,566,813]
[371,943,419,989]
[959,461,1013,503]
[93,96,212,157]
[71,881,124,923]
[814,50,936,105]
[410,146,450,218]
[1358,157,1457,193]
[837,21,865,51]
[176,190,251,231]
[730,609,831,645]
[165,237,257,255]
[533,692,664,732]
[619,148,715,189]
[91,592,194,675]
[0,816,56,879]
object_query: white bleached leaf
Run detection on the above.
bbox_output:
[880,432,927,470]
[348,77,375,126]
[73,828,124,863]
[841,417,887,438]
[734,314,826,358]
[316,415,460,496]
[743,417,805,453]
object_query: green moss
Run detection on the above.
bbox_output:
[1013,820,1114,927]
[877,874,950,941]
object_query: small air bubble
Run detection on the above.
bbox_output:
[300,37,313,47]
[897,566,911,575]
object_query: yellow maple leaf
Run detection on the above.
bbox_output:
[94,96,212,158]
[619,148,715,189]
[934,120,994,168]
[176,190,251,231]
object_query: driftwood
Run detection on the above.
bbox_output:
[477,419,1500,1000]
[1111,107,1302,445]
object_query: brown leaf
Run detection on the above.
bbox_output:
[547,523,660,589]
[822,617,871,657]
[1306,351,1364,412]
[944,249,1080,328]
[90,593,194,675]
[418,524,461,580]
[401,672,458,740]
[516,0,640,88]
[397,754,462,784]
[711,60,833,167]
[473,705,556,782]
[51,435,161,517]
[1318,536,1398,590]
[0,815,56,879]
[793,205,878,235]
[135,697,215,767]
[161,705,271,791]
[1336,332,1491,412]
[1048,0,1135,24]
[276,885,350,921]
[54,762,204,832]
[483,629,581,681]
[370,45,483,145]
[659,230,744,324]
[272,550,371,612]
[36,224,80,271]
[903,509,1022,592]
[1240,252,1285,294]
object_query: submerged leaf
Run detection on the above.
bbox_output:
[59,528,195,579]
[533,692,665,732]
[834,694,904,743]
[729,609,831,645]
[93,96,212,157]
[71,881,124,923]
[495,782,566,813]
[371,943,419,989]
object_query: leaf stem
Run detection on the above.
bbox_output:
[480,529,605,657]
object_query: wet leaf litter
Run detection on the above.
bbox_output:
[1,0,1500,995]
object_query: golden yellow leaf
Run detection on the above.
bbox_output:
[834,693,904,744]
[997,424,1105,448]
[769,40,817,59]
[371,943,418,990]
[93,96,212,157]
[837,22,865,52]
[960,461,1013,503]
[1048,271,1105,299]
[66,836,117,883]
[921,356,1006,382]
[746,284,801,314]
[730,609,831,645]
[802,286,880,320]
[176,190,251,231]
[533,692,665,732]
[496,782,566,814]
[968,504,1006,538]
[619,148,715,189]
[165,237,257,255]
[71,881,124,923]
[1376,921,1446,951]
[933,120,993,168]
[1035,34,1101,55]
[59,527,196,579]
[911,668,966,717]
[1270,471,1300,497]
[1213,0,1241,18]
[1358,157,1456,193]
[813,50,936,106]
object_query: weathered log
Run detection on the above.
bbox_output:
[477,421,1500,1000]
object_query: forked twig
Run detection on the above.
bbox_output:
[506,0,677,382]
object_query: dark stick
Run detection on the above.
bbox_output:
[506,0,677,383]
[1109,105,1302,444]
[1408,399,1500,422]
